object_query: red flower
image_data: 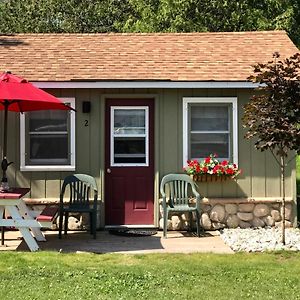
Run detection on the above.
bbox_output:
[202,166,208,173]
[226,168,234,175]
[221,160,228,166]
[205,157,211,164]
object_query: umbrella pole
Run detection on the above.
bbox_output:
[3,101,7,157]
[1,102,8,183]
[1,102,8,246]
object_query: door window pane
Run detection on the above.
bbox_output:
[114,137,146,164]
[114,109,145,135]
[112,107,148,165]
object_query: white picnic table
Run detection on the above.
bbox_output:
[0,188,46,251]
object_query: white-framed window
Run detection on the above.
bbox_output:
[183,97,238,166]
[111,106,149,167]
[20,97,75,171]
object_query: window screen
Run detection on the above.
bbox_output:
[189,104,230,160]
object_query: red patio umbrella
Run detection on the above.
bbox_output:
[0,71,73,188]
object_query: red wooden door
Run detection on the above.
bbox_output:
[105,99,154,225]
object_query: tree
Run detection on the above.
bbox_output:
[118,0,300,47]
[243,52,300,244]
[0,0,133,33]
[0,1,300,47]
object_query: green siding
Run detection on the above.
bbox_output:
[0,87,296,210]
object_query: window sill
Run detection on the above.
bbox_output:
[20,165,75,172]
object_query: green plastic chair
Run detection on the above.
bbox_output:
[58,174,98,239]
[160,174,202,238]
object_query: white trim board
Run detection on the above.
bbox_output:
[32,81,259,89]
[182,97,238,166]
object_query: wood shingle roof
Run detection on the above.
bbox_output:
[0,31,298,82]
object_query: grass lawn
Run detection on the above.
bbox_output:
[0,252,300,300]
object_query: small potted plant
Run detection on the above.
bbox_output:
[183,154,241,182]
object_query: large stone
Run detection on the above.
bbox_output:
[263,216,275,227]
[238,203,254,212]
[226,215,239,228]
[237,212,253,222]
[272,203,280,209]
[285,220,292,228]
[180,213,188,221]
[225,204,238,214]
[212,222,225,230]
[159,218,172,230]
[285,204,292,220]
[239,220,251,229]
[67,216,82,230]
[200,213,212,230]
[253,204,270,217]
[171,215,182,230]
[251,217,265,228]
[271,209,281,222]
[202,204,212,213]
[275,221,281,228]
[275,220,292,228]
[210,205,226,223]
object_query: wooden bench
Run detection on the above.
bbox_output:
[36,206,59,228]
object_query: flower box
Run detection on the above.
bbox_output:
[190,174,229,182]
[184,154,241,182]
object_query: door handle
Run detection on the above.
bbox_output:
[107,168,111,174]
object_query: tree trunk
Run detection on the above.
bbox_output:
[280,155,286,245]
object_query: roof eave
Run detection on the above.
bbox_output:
[32,80,259,89]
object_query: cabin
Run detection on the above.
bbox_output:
[0,31,298,230]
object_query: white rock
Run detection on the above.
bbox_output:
[159,218,172,230]
[225,204,238,214]
[67,216,81,230]
[226,215,239,228]
[238,221,251,229]
[210,205,226,222]
[251,217,265,228]
[271,209,281,222]
[171,215,182,230]
[200,213,212,230]
[263,216,275,227]
[237,212,253,222]
[238,203,254,212]
[253,204,270,217]
[181,213,187,221]
[220,227,300,253]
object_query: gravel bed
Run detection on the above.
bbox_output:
[220,227,300,252]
